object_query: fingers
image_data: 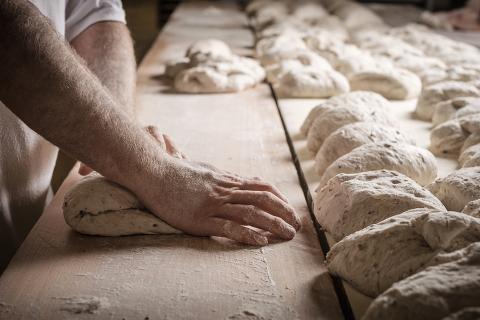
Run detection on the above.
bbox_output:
[78,163,94,176]
[227,190,301,230]
[216,204,296,240]
[203,218,268,246]
[240,179,289,203]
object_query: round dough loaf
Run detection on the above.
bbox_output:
[459,144,480,168]
[319,143,438,187]
[63,175,180,236]
[315,122,414,175]
[363,242,480,320]
[256,34,307,66]
[461,133,480,154]
[427,167,480,211]
[327,209,480,297]
[314,170,446,242]
[300,91,390,137]
[432,97,480,126]
[430,119,469,158]
[415,81,480,121]
[462,199,480,218]
[349,67,422,100]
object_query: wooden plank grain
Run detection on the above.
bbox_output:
[0,2,343,319]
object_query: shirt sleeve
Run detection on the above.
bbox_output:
[65,0,126,42]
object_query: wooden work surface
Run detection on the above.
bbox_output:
[0,2,343,320]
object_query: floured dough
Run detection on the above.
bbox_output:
[461,133,480,154]
[273,68,349,98]
[430,119,469,158]
[327,209,480,297]
[314,170,446,241]
[63,174,180,236]
[432,97,480,126]
[315,122,414,175]
[427,167,480,211]
[459,144,480,168]
[441,308,480,320]
[300,91,390,137]
[319,143,438,187]
[462,199,480,218]
[256,34,307,66]
[363,242,480,320]
[415,81,480,121]
[349,67,422,100]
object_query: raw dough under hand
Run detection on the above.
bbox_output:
[63,174,180,236]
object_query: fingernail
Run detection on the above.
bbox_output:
[285,224,296,239]
[253,234,268,246]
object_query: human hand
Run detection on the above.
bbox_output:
[131,158,301,246]
[79,125,185,175]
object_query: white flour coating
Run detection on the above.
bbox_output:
[415,81,480,121]
[349,67,421,100]
[327,209,480,297]
[63,174,181,236]
[459,144,480,168]
[319,143,438,188]
[299,91,390,137]
[427,167,480,211]
[432,97,480,126]
[315,122,414,175]
[363,242,480,320]
[314,170,446,242]
[255,34,307,66]
[306,99,392,153]
[273,68,349,98]
[462,199,480,218]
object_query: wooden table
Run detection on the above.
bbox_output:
[0,2,343,320]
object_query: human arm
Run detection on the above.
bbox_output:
[0,0,300,245]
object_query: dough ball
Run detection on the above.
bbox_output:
[256,34,307,66]
[427,167,480,211]
[462,199,480,218]
[432,97,480,126]
[327,209,480,297]
[349,67,422,100]
[363,242,480,320]
[319,143,438,187]
[63,174,180,236]
[314,170,446,242]
[164,57,190,78]
[442,308,480,320]
[459,144,480,168]
[186,39,233,61]
[273,68,350,98]
[315,122,414,175]
[461,133,480,154]
[430,119,469,158]
[415,81,480,121]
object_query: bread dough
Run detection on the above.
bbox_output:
[314,170,446,242]
[459,144,480,168]
[306,99,392,153]
[63,174,180,236]
[327,209,480,297]
[432,97,480,126]
[319,142,438,187]
[415,81,480,121]
[462,199,480,218]
[349,67,422,100]
[430,119,469,158]
[461,133,480,154]
[441,308,480,320]
[256,34,308,66]
[459,113,480,134]
[427,167,480,211]
[273,68,349,98]
[315,122,414,175]
[363,242,480,320]
[300,91,390,137]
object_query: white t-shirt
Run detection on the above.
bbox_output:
[0,0,126,272]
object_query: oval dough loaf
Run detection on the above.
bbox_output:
[461,133,480,154]
[430,119,469,158]
[349,67,422,100]
[314,170,446,242]
[432,97,480,126]
[427,167,480,211]
[63,175,180,236]
[319,143,438,187]
[315,122,414,175]
[327,209,480,297]
[363,242,480,320]
[459,144,480,168]
[462,199,480,218]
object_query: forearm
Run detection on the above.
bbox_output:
[70,22,136,114]
[0,0,169,189]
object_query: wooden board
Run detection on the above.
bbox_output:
[0,2,343,320]
[277,96,459,320]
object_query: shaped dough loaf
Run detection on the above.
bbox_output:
[432,97,480,126]
[319,143,438,187]
[349,67,422,100]
[415,81,480,121]
[314,170,446,242]
[462,199,480,218]
[300,91,390,137]
[63,175,180,236]
[430,119,469,158]
[315,122,414,175]
[427,167,480,211]
[363,242,480,320]
[459,144,480,168]
[327,209,480,297]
